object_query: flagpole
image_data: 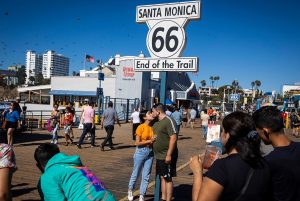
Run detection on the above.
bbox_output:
[84,53,86,70]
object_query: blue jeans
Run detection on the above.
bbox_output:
[202,125,208,139]
[176,124,180,135]
[128,147,154,196]
[78,123,95,146]
[52,124,59,141]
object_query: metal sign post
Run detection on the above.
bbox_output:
[135,2,201,200]
[230,94,240,112]
[97,72,104,124]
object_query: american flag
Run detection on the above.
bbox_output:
[85,55,94,63]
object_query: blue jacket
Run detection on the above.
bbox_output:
[39,153,115,201]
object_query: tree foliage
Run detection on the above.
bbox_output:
[43,78,51,85]
[200,80,206,87]
[15,65,26,85]
[35,73,44,85]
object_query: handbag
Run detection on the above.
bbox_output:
[233,168,254,201]
[1,120,7,129]
[46,119,53,132]
[78,123,84,129]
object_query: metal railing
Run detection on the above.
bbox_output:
[20,109,129,130]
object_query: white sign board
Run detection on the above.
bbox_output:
[230,94,240,101]
[147,20,185,58]
[135,1,200,72]
[206,124,221,143]
[134,57,198,72]
[136,1,200,22]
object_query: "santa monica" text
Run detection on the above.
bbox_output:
[136,1,200,22]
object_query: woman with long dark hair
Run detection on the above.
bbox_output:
[2,101,20,146]
[127,110,155,201]
[190,111,272,201]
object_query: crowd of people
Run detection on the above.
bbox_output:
[0,98,300,201]
[189,106,300,201]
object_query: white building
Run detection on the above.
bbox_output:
[243,89,254,97]
[19,53,199,113]
[282,84,300,95]
[49,54,150,110]
[25,50,42,83]
[4,77,18,86]
[198,87,218,96]
[42,50,69,79]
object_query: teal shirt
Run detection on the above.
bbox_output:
[39,153,115,201]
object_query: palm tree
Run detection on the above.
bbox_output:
[209,76,214,88]
[231,80,239,111]
[232,80,239,89]
[254,80,261,90]
[200,80,206,87]
[214,76,220,88]
[254,80,261,98]
[251,81,255,101]
[251,81,255,91]
[28,76,35,86]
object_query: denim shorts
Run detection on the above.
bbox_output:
[64,125,71,134]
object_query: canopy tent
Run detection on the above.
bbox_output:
[165,98,175,105]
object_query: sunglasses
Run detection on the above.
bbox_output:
[35,162,44,173]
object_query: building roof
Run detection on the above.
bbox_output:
[49,90,96,96]
[167,72,200,100]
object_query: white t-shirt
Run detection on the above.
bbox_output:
[201,113,210,126]
[131,111,140,124]
[190,109,197,119]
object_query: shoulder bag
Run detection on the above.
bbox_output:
[233,168,254,201]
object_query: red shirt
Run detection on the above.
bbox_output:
[64,112,74,125]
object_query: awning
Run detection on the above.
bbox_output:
[49,90,96,96]
[166,98,175,105]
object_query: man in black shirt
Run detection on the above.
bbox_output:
[253,106,300,201]
[15,97,22,116]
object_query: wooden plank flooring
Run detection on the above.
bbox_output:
[11,122,206,201]
[10,122,298,200]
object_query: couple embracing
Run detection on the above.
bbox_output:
[128,103,178,201]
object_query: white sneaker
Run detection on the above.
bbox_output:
[128,190,133,201]
[139,195,144,201]
[54,139,58,144]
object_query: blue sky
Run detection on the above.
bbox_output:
[0,0,299,93]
